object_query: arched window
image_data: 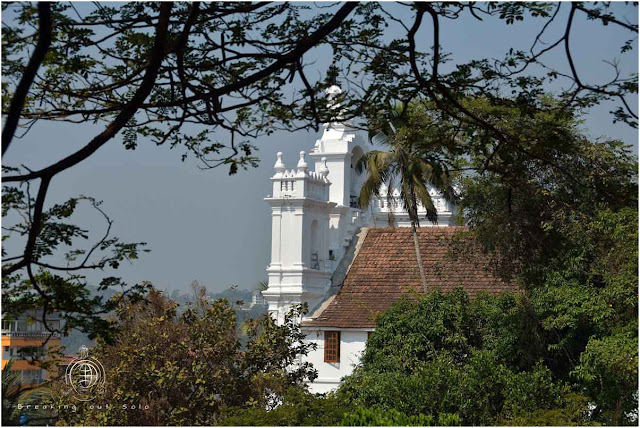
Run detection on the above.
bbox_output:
[310,220,320,269]
[350,146,365,207]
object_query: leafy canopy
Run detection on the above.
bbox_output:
[50,287,316,426]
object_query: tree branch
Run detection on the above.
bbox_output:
[574,3,639,33]
[4,2,358,184]
[3,3,174,283]
[564,3,581,88]
[3,3,174,184]
[2,2,52,156]
[424,3,440,83]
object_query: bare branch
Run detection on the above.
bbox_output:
[2,2,52,156]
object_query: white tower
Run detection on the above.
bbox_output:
[309,86,372,267]
[263,86,375,323]
[263,151,336,324]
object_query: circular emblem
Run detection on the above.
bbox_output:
[65,346,106,401]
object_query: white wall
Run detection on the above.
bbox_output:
[302,328,370,394]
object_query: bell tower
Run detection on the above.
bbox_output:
[263,86,372,324]
[263,151,336,324]
[309,86,371,269]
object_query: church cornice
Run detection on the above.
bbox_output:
[264,197,337,211]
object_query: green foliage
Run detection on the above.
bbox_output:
[458,99,637,284]
[219,388,350,426]
[1,361,57,426]
[455,115,638,424]
[358,101,458,226]
[503,393,599,426]
[572,331,638,425]
[2,360,22,426]
[361,290,535,373]
[338,290,571,425]
[51,286,317,426]
[2,193,150,343]
[340,407,460,426]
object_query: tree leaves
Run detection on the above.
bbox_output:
[338,290,571,425]
[52,287,317,426]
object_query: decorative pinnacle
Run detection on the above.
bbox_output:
[319,157,330,178]
[326,85,342,99]
[274,152,285,173]
[326,85,344,122]
[297,151,308,173]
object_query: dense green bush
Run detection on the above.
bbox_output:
[218,388,350,426]
[337,290,572,425]
[341,407,460,426]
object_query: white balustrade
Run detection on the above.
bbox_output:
[271,152,330,201]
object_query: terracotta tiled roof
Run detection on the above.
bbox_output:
[302,227,516,329]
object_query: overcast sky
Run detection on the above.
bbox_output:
[3,2,637,294]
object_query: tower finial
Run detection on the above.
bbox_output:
[274,152,285,177]
[326,85,344,123]
[319,157,330,179]
[326,85,342,99]
[297,151,308,176]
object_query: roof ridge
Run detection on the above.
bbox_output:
[366,226,468,232]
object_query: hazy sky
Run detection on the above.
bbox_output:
[3,2,637,294]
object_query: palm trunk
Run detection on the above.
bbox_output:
[411,220,428,293]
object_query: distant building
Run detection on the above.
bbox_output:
[250,289,267,309]
[263,86,514,393]
[1,310,62,385]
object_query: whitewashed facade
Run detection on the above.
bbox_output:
[263,86,455,393]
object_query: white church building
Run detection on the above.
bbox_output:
[262,87,513,393]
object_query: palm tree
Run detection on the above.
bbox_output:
[2,360,22,426]
[357,102,455,292]
[2,360,56,426]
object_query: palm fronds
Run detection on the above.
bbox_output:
[358,100,459,291]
